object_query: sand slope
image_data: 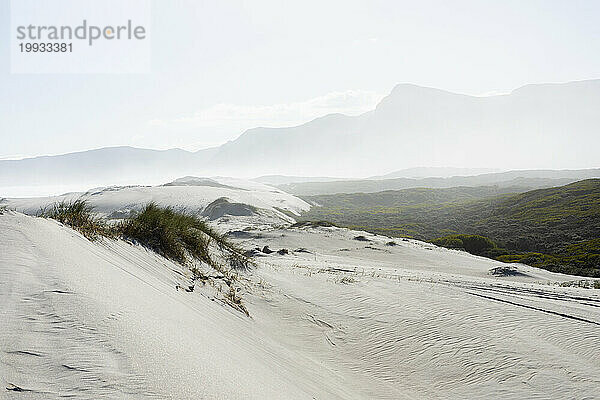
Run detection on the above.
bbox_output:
[2,212,599,399]
[0,213,349,399]
[2,177,309,225]
[240,227,600,398]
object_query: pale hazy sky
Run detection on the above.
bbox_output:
[1,0,599,159]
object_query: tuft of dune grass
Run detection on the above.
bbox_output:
[38,200,111,240]
[40,200,251,270]
[117,203,213,265]
[118,203,251,269]
[40,200,252,316]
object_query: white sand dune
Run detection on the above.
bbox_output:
[241,227,600,398]
[1,185,600,398]
[1,177,309,225]
[0,212,354,399]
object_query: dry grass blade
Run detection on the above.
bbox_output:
[38,199,110,240]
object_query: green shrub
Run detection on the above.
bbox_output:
[484,247,511,258]
[432,234,497,255]
[290,220,336,228]
[291,220,336,228]
[432,237,464,249]
[460,235,497,254]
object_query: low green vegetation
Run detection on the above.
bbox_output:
[119,203,213,264]
[299,179,600,277]
[275,173,589,196]
[495,239,600,278]
[120,203,249,268]
[39,200,249,270]
[290,220,336,228]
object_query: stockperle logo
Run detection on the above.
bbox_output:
[10,0,151,74]
[16,20,147,46]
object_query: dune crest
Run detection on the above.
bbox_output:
[2,208,599,398]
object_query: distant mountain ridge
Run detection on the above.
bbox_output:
[0,146,218,191]
[369,167,500,180]
[276,168,600,196]
[2,79,600,193]
[253,175,355,186]
[206,79,600,176]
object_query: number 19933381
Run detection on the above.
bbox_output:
[19,42,72,52]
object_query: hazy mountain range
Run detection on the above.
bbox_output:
[275,168,600,196]
[368,167,500,180]
[207,79,600,176]
[2,79,599,193]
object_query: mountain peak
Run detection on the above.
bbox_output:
[388,83,468,98]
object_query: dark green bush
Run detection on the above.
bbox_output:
[291,220,336,228]
[432,237,464,249]
[433,234,497,255]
